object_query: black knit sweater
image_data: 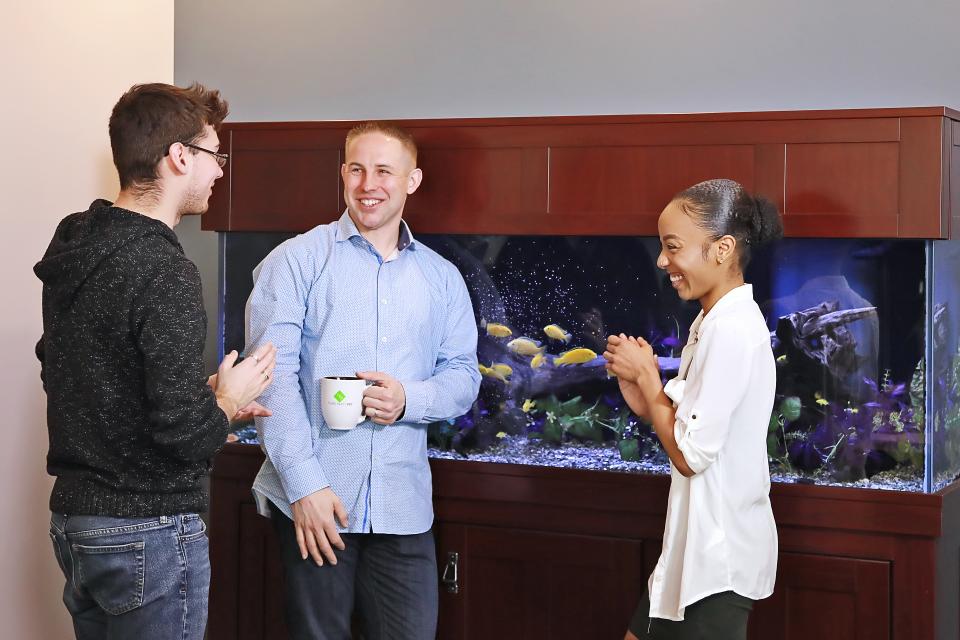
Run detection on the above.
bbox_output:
[35,200,230,517]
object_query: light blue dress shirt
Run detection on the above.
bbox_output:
[247,212,480,534]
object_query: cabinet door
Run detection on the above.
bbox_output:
[781,116,946,238]
[235,504,289,640]
[749,552,890,640]
[437,523,647,640]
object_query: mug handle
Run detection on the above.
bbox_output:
[359,379,375,423]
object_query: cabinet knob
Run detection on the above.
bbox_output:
[441,551,459,594]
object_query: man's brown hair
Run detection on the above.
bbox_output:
[345,121,418,165]
[109,82,229,190]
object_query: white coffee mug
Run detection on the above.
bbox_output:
[320,376,370,430]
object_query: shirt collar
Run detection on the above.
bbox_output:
[688,284,754,343]
[398,219,415,251]
[335,210,417,253]
[708,283,753,316]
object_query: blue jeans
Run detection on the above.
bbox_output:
[49,512,210,640]
[269,502,438,640]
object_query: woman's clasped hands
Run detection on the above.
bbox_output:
[603,334,661,413]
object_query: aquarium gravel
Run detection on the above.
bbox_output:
[427,435,925,492]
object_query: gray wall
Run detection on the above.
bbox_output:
[175,214,220,371]
[174,0,960,367]
[175,0,960,120]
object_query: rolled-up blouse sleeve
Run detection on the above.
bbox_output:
[675,319,754,475]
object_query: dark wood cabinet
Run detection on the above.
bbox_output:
[208,444,960,640]
[234,503,288,640]
[748,553,891,640]
[204,108,960,239]
[436,524,645,640]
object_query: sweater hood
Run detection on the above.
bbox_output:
[34,199,181,308]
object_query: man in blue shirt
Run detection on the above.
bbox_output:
[246,122,481,640]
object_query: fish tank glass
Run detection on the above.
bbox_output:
[220,231,960,493]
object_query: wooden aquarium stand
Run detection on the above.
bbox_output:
[209,443,960,640]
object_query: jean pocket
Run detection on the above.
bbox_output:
[180,516,208,544]
[73,541,145,615]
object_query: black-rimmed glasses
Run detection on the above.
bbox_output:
[182,142,229,168]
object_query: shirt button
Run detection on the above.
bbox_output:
[381,299,388,305]
[381,336,388,343]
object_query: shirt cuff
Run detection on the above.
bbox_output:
[277,457,329,504]
[663,378,686,405]
[676,413,710,475]
[400,379,435,424]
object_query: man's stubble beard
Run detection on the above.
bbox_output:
[178,182,212,218]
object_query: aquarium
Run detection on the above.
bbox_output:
[221,231,960,492]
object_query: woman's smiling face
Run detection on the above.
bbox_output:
[656,199,729,307]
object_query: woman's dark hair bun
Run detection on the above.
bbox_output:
[750,195,783,248]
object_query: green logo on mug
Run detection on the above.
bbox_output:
[334,390,346,403]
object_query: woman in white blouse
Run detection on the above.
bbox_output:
[604,179,783,640]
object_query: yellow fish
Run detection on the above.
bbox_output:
[496,431,508,439]
[543,324,572,343]
[530,352,546,369]
[491,363,513,378]
[507,337,545,357]
[478,364,508,383]
[553,347,598,366]
[522,399,536,413]
[482,319,513,338]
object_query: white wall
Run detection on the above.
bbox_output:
[0,3,173,637]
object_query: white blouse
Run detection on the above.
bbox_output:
[647,284,778,621]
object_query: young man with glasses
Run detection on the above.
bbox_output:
[35,82,277,640]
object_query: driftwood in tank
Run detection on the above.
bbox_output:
[773,301,878,400]
[478,344,611,399]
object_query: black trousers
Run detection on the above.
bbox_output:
[269,503,438,640]
[628,590,753,640]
